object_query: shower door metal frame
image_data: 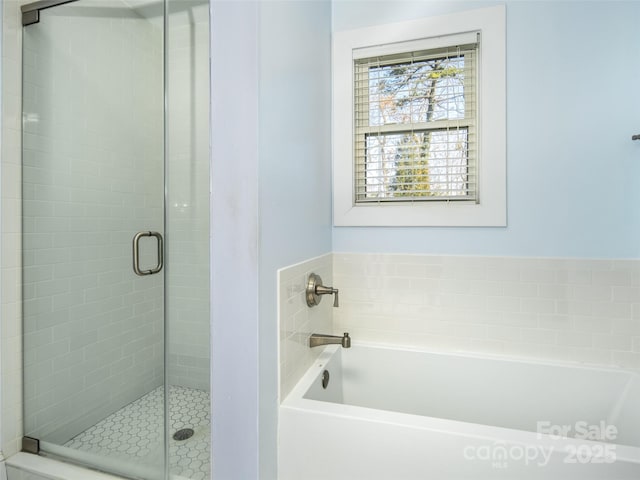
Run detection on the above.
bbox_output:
[21,0,79,26]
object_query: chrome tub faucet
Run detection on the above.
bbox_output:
[309,332,351,349]
[306,273,339,307]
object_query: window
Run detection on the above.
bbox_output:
[354,37,478,204]
[333,6,506,226]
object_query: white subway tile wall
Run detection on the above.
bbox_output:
[166,4,210,391]
[21,5,164,442]
[278,253,332,400]
[2,0,25,458]
[334,254,640,370]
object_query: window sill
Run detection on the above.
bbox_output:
[334,199,506,227]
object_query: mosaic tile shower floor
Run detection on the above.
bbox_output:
[64,385,210,479]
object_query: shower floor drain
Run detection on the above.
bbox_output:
[173,428,195,441]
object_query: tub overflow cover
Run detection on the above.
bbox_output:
[322,370,330,389]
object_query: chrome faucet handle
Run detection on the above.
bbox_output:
[306,273,339,308]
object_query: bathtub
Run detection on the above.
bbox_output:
[279,343,640,480]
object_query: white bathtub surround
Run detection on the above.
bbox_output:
[278,253,333,400]
[334,254,640,370]
[279,344,640,479]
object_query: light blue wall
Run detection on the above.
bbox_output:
[212,2,638,479]
[332,0,640,258]
[258,1,332,479]
[211,2,259,479]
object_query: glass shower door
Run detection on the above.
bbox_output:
[22,1,166,478]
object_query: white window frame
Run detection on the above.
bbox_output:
[333,5,506,227]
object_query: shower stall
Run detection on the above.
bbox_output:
[20,0,210,479]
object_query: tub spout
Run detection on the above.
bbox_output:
[309,332,351,349]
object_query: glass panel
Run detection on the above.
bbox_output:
[360,129,471,200]
[22,2,165,478]
[364,53,468,126]
[166,1,211,478]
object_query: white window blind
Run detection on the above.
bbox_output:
[354,34,479,204]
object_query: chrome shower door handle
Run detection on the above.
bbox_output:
[133,231,164,276]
